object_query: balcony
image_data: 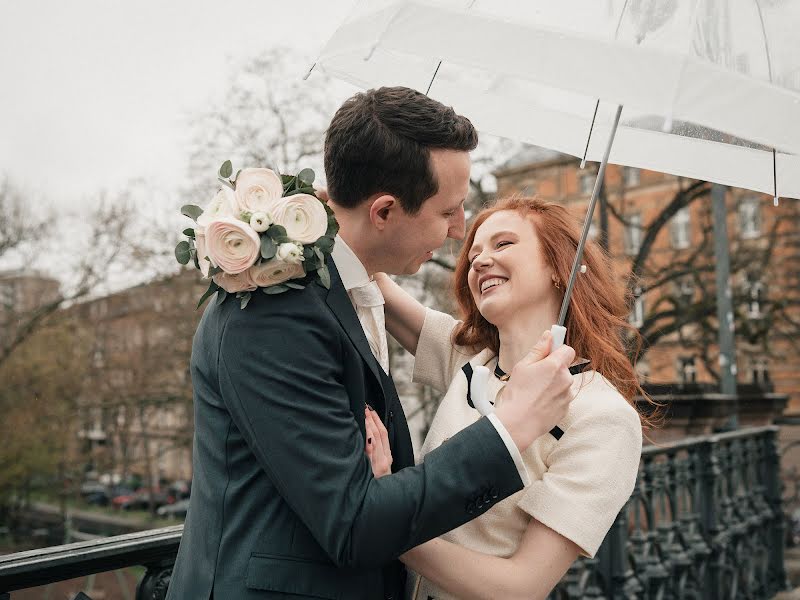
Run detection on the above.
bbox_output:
[0,426,789,599]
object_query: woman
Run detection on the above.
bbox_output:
[365,196,654,600]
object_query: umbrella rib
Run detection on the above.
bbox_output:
[425,61,443,96]
[580,100,600,169]
[754,0,779,204]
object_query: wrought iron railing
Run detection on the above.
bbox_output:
[553,425,789,598]
[0,426,789,599]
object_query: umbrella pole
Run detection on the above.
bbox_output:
[551,104,623,350]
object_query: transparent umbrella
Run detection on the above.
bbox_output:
[309,0,800,409]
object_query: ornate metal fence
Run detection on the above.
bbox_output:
[552,425,788,598]
[0,427,789,599]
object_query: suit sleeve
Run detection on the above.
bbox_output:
[218,301,524,569]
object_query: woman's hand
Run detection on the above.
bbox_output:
[364,406,393,478]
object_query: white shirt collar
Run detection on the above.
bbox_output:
[331,234,371,291]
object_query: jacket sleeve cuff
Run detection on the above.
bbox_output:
[486,413,531,487]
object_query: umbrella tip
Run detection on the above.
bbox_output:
[774,195,780,207]
[579,158,587,169]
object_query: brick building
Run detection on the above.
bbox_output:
[493,147,800,414]
[0,270,61,348]
[67,269,207,484]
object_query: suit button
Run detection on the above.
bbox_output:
[483,493,491,504]
[490,487,499,499]
[466,501,475,514]
[389,410,394,419]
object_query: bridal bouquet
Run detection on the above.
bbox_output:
[175,161,338,309]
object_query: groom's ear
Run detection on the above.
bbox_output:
[368,194,399,231]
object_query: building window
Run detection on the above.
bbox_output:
[745,276,765,319]
[677,356,697,384]
[624,213,643,256]
[738,196,761,239]
[629,286,645,328]
[623,167,640,187]
[751,357,770,384]
[670,206,691,249]
[579,171,595,195]
[676,276,695,304]
[0,284,14,308]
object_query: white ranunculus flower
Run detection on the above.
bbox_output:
[271,194,328,244]
[197,188,236,227]
[235,168,284,214]
[276,242,304,264]
[248,258,305,288]
[204,217,261,275]
[249,211,272,233]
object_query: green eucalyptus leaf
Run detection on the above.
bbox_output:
[181,205,204,222]
[318,265,331,289]
[263,284,289,295]
[175,241,192,265]
[282,176,297,192]
[208,265,223,277]
[196,281,220,310]
[314,247,325,263]
[216,289,228,305]
[239,292,252,310]
[219,160,233,178]
[297,168,315,186]
[182,227,196,238]
[284,282,305,290]
[267,224,287,239]
[233,169,242,182]
[315,236,335,253]
[260,236,277,260]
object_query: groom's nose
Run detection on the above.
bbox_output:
[447,208,466,241]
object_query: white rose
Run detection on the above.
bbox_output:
[194,227,212,277]
[235,168,284,214]
[197,188,235,227]
[271,194,328,244]
[250,211,272,233]
[213,271,257,293]
[204,217,261,275]
[248,258,305,288]
[276,242,304,264]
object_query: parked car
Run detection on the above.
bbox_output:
[157,498,190,519]
[117,488,174,511]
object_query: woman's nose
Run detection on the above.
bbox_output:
[472,253,491,270]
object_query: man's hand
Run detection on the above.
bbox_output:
[494,331,576,453]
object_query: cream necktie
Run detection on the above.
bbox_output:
[349,279,390,373]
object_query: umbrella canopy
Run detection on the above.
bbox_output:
[312,0,800,200]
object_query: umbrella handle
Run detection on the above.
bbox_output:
[550,324,567,351]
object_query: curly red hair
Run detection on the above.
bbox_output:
[453,196,655,422]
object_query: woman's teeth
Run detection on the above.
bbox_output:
[481,278,508,293]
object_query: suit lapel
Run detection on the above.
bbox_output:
[324,258,387,403]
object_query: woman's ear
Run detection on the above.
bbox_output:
[369,194,399,231]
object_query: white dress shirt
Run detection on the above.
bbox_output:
[330,235,529,484]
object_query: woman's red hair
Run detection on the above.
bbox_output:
[453,196,656,424]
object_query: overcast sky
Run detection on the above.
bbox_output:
[0,0,358,209]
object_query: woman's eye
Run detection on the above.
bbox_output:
[496,240,512,249]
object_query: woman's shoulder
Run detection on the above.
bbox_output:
[569,371,642,428]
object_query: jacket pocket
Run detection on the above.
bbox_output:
[245,553,378,599]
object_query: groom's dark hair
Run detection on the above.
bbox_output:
[324,86,478,215]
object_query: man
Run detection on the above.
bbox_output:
[167,87,575,600]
